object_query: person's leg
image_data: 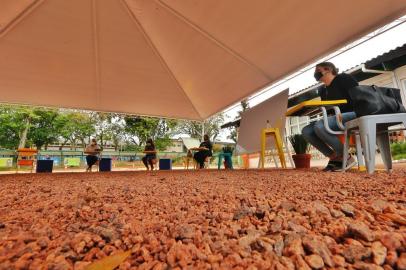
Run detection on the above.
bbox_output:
[148,157,154,170]
[314,112,357,158]
[302,122,334,157]
[194,152,204,169]
[86,155,94,172]
[142,156,149,170]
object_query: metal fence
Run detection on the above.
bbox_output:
[0,150,187,168]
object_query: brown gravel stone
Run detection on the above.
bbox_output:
[342,244,372,263]
[305,254,324,269]
[333,255,346,267]
[341,203,356,217]
[379,233,403,251]
[398,253,406,270]
[385,250,398,267]
[347,222,374,242]
[0,170,404,269]
[293,255,311,270]
[302,236,334,267]
[353,261,384,270]
[371,241,387,266]
[280,256,295,270]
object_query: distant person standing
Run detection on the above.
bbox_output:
[142,138,157,171]
[84,138,101,172]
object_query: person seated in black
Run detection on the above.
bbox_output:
[302,62,358,171]
[142,138,157,171]
[193,134,213,169]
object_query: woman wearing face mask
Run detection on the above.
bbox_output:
[302,62,358,171]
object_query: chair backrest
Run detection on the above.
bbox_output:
[17,148,38,158]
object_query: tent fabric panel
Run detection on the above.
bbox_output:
[160,0,406,89]
[126,0,271,118]
[0,0,97,110]
[0,0,37,33]
[96,0,201,120]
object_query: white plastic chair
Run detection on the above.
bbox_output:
[320,106,365,171]
[342,113,406,174]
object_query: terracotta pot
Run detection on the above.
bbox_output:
[292,154,311,169]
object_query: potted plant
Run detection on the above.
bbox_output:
[289,134,311,169]
[222,146,234,169]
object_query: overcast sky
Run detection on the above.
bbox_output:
[217,16,406,142]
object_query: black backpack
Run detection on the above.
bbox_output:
[349,85,406,117]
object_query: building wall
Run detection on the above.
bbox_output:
[164,140,184,153]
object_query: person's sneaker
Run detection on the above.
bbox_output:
[322,160,342,172]
[333,156,357,172]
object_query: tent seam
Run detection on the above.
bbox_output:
[91,0,102,108]
[119,0,203,120]
[155,0,273,81]
[0,0,45,39]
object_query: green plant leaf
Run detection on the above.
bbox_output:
[84,250,131,270]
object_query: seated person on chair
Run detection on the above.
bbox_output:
[84,138,101,172]
[142,138,157,171]
[302,62,358,172]
[192,134,213,169]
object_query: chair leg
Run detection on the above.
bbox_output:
[260,131,265,169]
[355,134,365,170]
[274,131,287,169]
[376,130,392,172]
[342,129,350,170]
[271,152,279,168]
[359,121,376,174]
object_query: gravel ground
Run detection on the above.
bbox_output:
[0,169,405,270]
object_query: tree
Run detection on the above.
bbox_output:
[228,100,250,143]
[58,112,95,150]
[0,105,38,149]
[28,108,61,150]
[0,106,24,149]
[176,113,225,142]
[124,117,178,151]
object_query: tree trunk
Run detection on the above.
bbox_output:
[18,118,30,149]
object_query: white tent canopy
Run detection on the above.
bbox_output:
[1,0,406,120]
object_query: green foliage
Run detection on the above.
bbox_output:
[28,108,61,149]
[289,134,309,154]
[57,112,95,150]
[393,153,406,160]
[228,100,249,143]
[176,114,225,141]
[390,142,406,157]
[124,117,178,151]
[0,105,37,149]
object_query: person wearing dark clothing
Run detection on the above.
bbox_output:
[84,138,101,172]
[142,138,157,170]
[319,73,358,113]
[302,62,358,171]
[193,135,213,169]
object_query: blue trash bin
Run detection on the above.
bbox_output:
[36,160,54,173]
[99,158,112,172]
[159,159,172,170]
